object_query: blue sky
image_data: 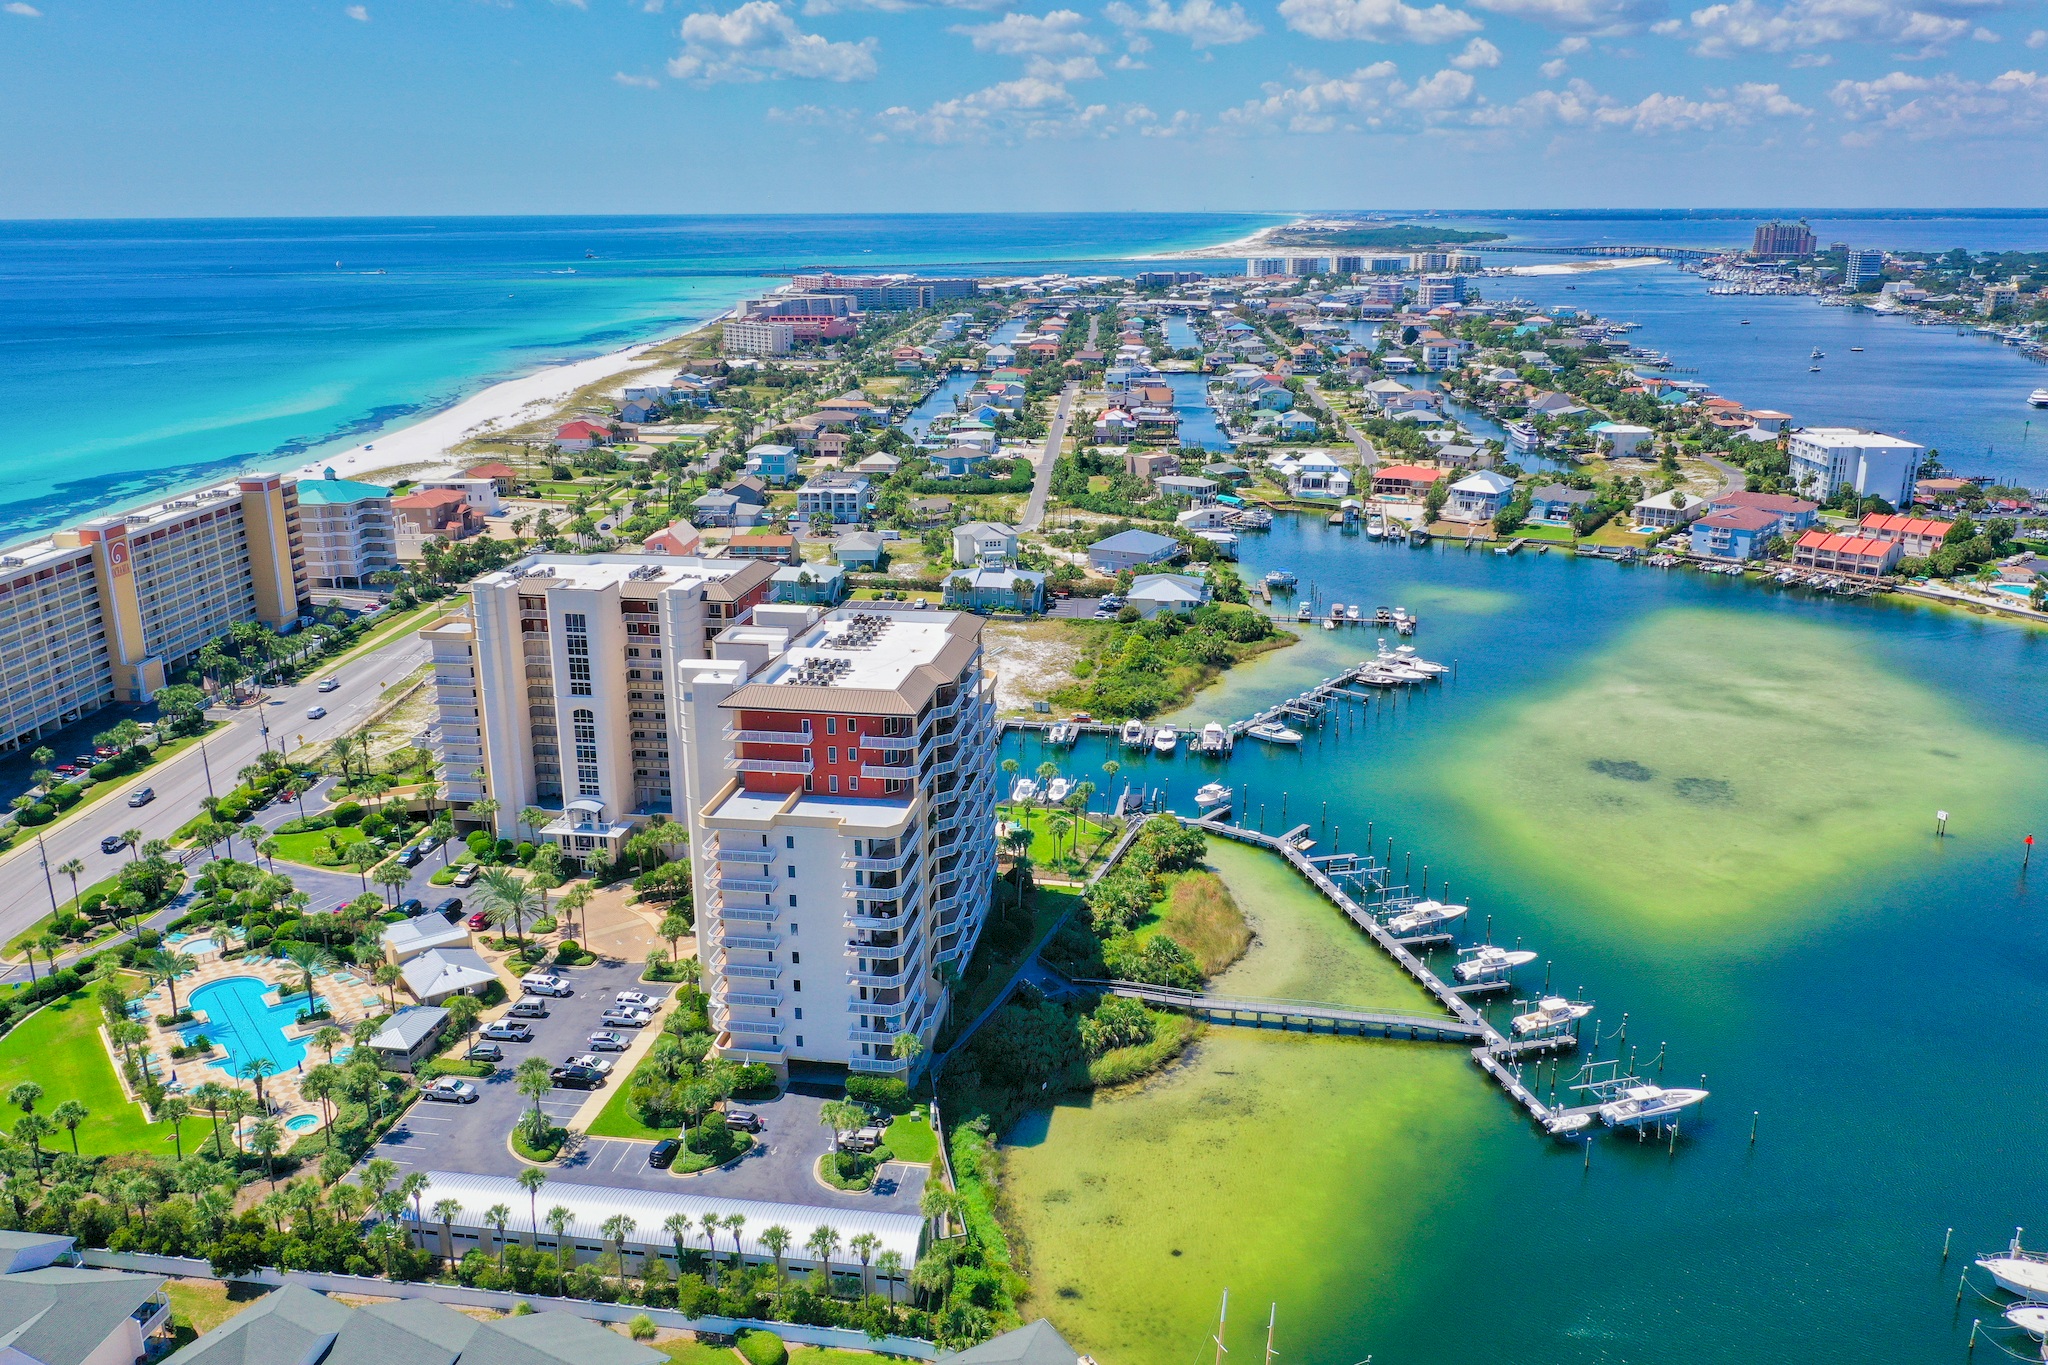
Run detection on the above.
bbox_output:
[3,0,2045,214]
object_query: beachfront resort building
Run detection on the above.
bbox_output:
[0,472,307,749]
[674,606,1000,1073]
[1788,429,1923,507]
[297,472,398,588]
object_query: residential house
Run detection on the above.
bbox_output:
[0,1231,74,1275]
[381,911,471,965]
[393,488,479,543]
[944,566,1047,614]
[940,1319,1081,1365]
[1124,449,1179,481]
[855,451,902,477]
[554,420,609,452]
[462,461,519,495]
[1690,507,1782,561]
[1287,451,1352,499]
[400,947,497,1006]
[364,1006,448,1072]
[1253,386,1296,412]
[1528,485,1595,524]
[1858,512,1954,558]
[724,532,799,565]
[816,394,886,427]
[770,563,848,606]
[0,1261,172,1365]
[928,446,990,478]
[744,444,801,485]
[1590,422,1654,458]
[1794,529,1903,577]
[1633,489,1707,530]
[1088,528,1182,574]
[906,497,954,526]
[1203,462,1251,486]
[1372,465,1448,500]
[1444,470,1516,524]
[1708,491,1819,538]
[952,522,1019,566]
[690,492,756,529]
[1526,392,1584,418]
[1126,572,1212,617]
[1276,411,1319,439]
[642,520,704,556]
[833,530,886,570]
[619,400,661,425]
[796,472,870,524]
[1134,406,1180,443]
[1177,505,1235,531]
[1156,475,1219,505]
[1094,408,1137,441]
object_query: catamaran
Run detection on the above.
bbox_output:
[1384,899,1467,936]
[1512,997,1594,1036]
[1597,1083,1709,1128]
[1454,944,1538,983]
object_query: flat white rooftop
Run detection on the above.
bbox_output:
[488,554,754,593]
[758,611,962,694]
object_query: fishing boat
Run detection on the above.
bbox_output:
[1245,722,1304,746]
[1512,997,1594,1037]
[1044,777,1072,803]
[1010,777,1040,803]
[2030,388,2048,408]
[1194,781,1232,812]
[1384,899,1467,936]
[1346,604,1362,621]
[1597,1084,1709,1128]
[1153,725,1179,755]
[1811,348,1825,359]
[1263,569,1297,590]
[1297,602,1313,622]
[1981,1236,2048,1299]
[1367,512,1387,539]
[1454,945,1539,983]
[1121,719,1149,750]
[1198,721,1230,754]
[1850,346,1864,352]
[1047,721,1078,745]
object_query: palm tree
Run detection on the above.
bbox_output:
[313,1025,344,1061]
[517,1166,548,1246]
[121,829,144,863]
[520,806,550,844]
[659,912,690,960]
[849,1231,879,1298]
[240,1056,279,1109]
[475,868,542,949]
[284,944,330,1011]
[723,1212,746,1271]
[373,963,402,1011]
[159,1096,191,1159]
[432,1197,462,1259]
[1049,812,1073,866]
[662,1212,695,1274]
[760,1223,792,1283]
[401,1171,430,1231]
[471,797,501,836]
[444,993,484,1056]
[142,948,199,1016]
[372,860,411,907]
[557,883,592,942]
[876,1248,905,1305]
[514,1056,553,1133]
[818,1098,858,1154]
[345,843,382,893]
[8,1082,41,1114]
[805,1224,841,1297]
[52,1100,88,1154]
[601,1213,637,1292]
[486,1203,512,1266]
[700,1212,724,1285]
[191,1081,229,1159]
[891,1030,926,1088]
[547,1206,574,1287]
[249,1117,283,1184]
[301,1064,339,1144]
[1000,757,1019,814]
[34,933,61,983]
[55,858,85,910]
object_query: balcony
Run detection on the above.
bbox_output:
[730,756,812,775]
[719,962,783,981]
[726,727,812,745]
[722,990,785,1008]
[718,904,778,924]
[843,846,919,874]
[844,907,906,932]
[848,1028,906,1046]
[860,762,917,781]
[718,1032,786,1058]
[717,874,777,894]
[713,846,777,864]
[850,1054,913,1074]
[849,963,916,991]
[861,732,918,752]
[722,933,781,952]
[725,1019,784,1038]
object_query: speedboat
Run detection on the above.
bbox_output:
[1245,722,1304,745]
[1346,604,1361,621]
[1512,997,1593,1037]
[1322,614,1338,630]
[1199,721,1229,752]
[1597,1084,1709,1128]
[1367,513,1386,539]
[1121,719,1149,750]
[1849,346,1864,352]
[1010,778,1039,803]
[1809,365,1821,372]
[1383,899,1467,936]
[1153,725,1179,755]
[1982,1237,2048,1300]
[1297,602,1313,621]
[1454,945,1538,983]
[1811,348,1825,359]
[2030,388,2048,408]
[1194,781,1232,812]
[1044,777,1072,803]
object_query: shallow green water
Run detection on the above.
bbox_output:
[998,521,2048,1365]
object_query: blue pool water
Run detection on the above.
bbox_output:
[184,976,322,1075]
[285,1114,318,1132]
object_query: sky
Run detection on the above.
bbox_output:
[3,0,2047,214]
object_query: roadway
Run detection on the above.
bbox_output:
[1020,381,1078,532]
[0,627,432,952]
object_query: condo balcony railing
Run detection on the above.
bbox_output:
[712,845,777,864]
[843,846,919,874]
[717,904,778,924]
[860,761,917,781]
[730,756,812,775]
[725,727,813,745]
[848,963,916,992]
[847,1028,906,1047]
[718,1033,786,1058]
[722,933,781,952]
[720,989,785,1008]
[719,961,783,981]
[860,732,919,752]
[850,1054,913,1074]
[716,874,777,894]
[725,1019,784,1038]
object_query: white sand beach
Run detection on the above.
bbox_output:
[1509,257,1667,276]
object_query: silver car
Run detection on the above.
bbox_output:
[587,1031,629,1052]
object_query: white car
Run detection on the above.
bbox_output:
[613,991,656,1009]
[520,973,573,997]
[317,678,340,693]
[587,1031,629,1051]
[421,1078,479,1104]
[564,1053,615,1074]
[306,706,327,720]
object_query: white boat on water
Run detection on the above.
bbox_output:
[1047,721,1078,745]
[1121,719,1149,749]
[2006,1303,2048,1339]
[1982,1238,2048,1300]
[1010,777,1040,803]
[1347,604,1362,621]
[1194,781,1232,811]
[1297,602,1313,621]
[1384,899,1467,936]
[2031,388,2048,408]
[1245,722,1304,746]
[1322,614,1338,630]
[1597,1084,1709,1128]
[1264,569,1297,589]
[1387,643,1450,676]
[1044,777,1072,803]
[1153,725,1179,755]
[1512,997,1593,1037]
[1454,945,1538,983]
[1199,721,1230,752]
[1367,513,1387,539]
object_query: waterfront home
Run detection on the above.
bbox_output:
[554,419,610,451]
[1794,529,1903,577]
[953,521,1020,566]
[1124,449,1180,481]
[1590,421,1654,458]
[0,1259,173,1364]
[1177,505,1235,532]
[1633,489,1706,530]
[796,472,870,524]
[1858,512,1953,558]
[1372,464,1448,501]
[856,450,901,477]
[619,399,662,425]
[1528,484,1595,524]
[1527,392,1585,418]
[1913,477,1971,506]
[1253,385,1296,413]
[817,393,886,426]
[744,443,800,484]
[1788,428,1923,507]
[944,565,1046,614]
[642,519,703,557]
[833,530,886,570]
[724,531,800,565]
[1126,572,1212,617]
[1157,474,1219,505]
[364,1005,449,1072]
[1204,461,1252,485]
[1708,490,1818,538]
[1089,528,1182,574]
[1287,451,1353,499]
[771,562,848,606]
[1445,470,1516,524]
[462,460,519,495]
[1691,506,1782,561]
[1997,552,2045,584]
[382,910,471,965]
[1094,407,1137,441]
[1276,411,1320,439]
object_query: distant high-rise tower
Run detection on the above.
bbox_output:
[1751,221,1816,260]
[1843,249,1885,291]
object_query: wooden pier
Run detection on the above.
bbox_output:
[1081,981,1486,1043]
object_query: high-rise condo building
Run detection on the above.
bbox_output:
[1751,221,1816,260]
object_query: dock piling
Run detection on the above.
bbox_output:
[1750,1111,1758,1144]
[1944,1227,1953,1262]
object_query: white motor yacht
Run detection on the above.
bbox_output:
[2006,1303,2048,1340]
[1367,513,1387,539]
[1297,602,1313,621]
[1347,604,1362,621]
[1389,644,1451,676]
[1454,945,1538,983]
[1194,781,1232,811]
[1044,777,1072,803]
[2031,388,2048,408]
[1121,719,1149,750]
[1384,899,1468,936]
[1597,1084,1709,1128]
[1153,725,1179,755]
[1199,721,1230,753]
[1010,777,1040,803]
[1245,722,1304,746]
[1512,997,1594,1036]
[1982,1238,2048,1300]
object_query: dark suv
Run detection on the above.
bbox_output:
[647,1138,681,1169]
[550,1065,605,1089]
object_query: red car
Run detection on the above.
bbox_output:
[467,910,490,930]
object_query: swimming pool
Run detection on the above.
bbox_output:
[1990,582,2037,598]
[285,1114,318,1132]
[184,977,324,1076]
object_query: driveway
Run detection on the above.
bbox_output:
[371,959,925,1214]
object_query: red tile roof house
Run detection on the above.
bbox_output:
[1689,506,1782,561]
[1372,465,1449,500]
[554,420,610,452]
[1709,490,1819,537]
[393,487,479,539]
[1858,512,1954,559]
[1794,529,1903,578]
[462,462,519,495]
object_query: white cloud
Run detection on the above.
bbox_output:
[1830,65,2048,135]
[614,70,661,85]
[669,0,879,80]
[1104,0,1262,45]
[1674,0,1997,57]
[2028,27,2047,45]
[1451,34,1503,63]
[952,8,1103,54]
[1468,0,1663,34]
[1970,23,1997,38]
[1463,72,1808,129]
[1220,60,1485,131]
[5,1,43,13]
[1540,54,1571,71]
[875,74,1121,141]
[1278,0,1482,43]
[1555,33,1591,47]
[344,4,369,19]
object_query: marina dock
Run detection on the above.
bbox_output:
[1081,980,1487,1042]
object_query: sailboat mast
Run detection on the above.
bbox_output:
[1212,1290,1229,1365]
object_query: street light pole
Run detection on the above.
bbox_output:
[199,737,216,799]
[34,831,58,915]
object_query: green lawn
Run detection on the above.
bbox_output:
[1508,522,1578,543]
[0,989,194,1158]
[585,1068,670,1141]
[791,1349,920,1365]
[998,806,1116,875]
[163,1281,273,1349]
[268,825,368,866]
[882,1109,936,1163]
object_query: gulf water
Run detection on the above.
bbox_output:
[1000,521,2048,1364]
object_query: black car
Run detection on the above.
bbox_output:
[724,1108,764,1133]
[100,834,126,854]
[434,897,464,920]
[550,1065,605,1089]
[395,898,425,918]
[647,1138,681,1169]
[397,846,424,868]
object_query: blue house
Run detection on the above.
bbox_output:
[928,445,990,478]
[833,531,886,570]
[1527,484,1595,525]
[944,566,1046,614]
[745,443,801,485]
[1253,386,1296,412]
[770,563,848,605]
[1088,528,1181,574]
[1276,412,1318,438]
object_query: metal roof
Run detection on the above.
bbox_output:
[413,1171,925,1266]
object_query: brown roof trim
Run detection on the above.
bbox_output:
[702,560,776,602]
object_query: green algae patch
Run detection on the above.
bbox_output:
[1397,581,1518,616]
[1441,608,2045,931]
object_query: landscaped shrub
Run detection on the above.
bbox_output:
[552,939,595,966]
[330,801,365,826]
[737,1330,787,1365]
[628,1315,656,1341]
[845,1074,912,1114]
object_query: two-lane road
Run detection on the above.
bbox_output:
[1021,380,1078,532]
[0,627,431,946]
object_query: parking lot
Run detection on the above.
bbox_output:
[371,959,927,1213]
